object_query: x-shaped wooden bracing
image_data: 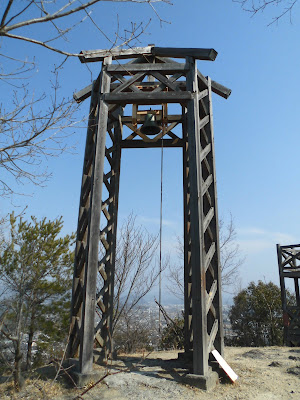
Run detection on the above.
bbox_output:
[69,53,228,376]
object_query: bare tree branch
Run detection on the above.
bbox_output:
[167,214,245,299]
[0,0,172,198]
[0,0,171,56]
[233,0,298,24]
[0,72,80,197]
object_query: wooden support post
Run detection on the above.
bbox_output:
[79,57,112,374]
[182,106,192,353]
[68,79,100,361]
[186,56,208,376]
[100,111,122,356]
[205,77,224,357]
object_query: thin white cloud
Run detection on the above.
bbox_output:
[138,215,178,228]
[237,227,296,254]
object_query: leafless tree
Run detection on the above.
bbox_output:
[168,214,244,298]
[111,214,168,333]
[233,0,298,25]
[0,75,78,197]
[0,0,171,197]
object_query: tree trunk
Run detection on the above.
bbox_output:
[14,339,24,391]
[26,311,35,370]
[14,301,24,391]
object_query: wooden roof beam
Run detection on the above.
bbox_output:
[79,46,218,63]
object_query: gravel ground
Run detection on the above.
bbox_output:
[1,347,300,399]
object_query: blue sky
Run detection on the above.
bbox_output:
[1,0,300,302]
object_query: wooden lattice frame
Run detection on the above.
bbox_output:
[68,46,231,376]
[277,244,300,346]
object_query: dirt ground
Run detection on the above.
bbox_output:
[1,347,300,399]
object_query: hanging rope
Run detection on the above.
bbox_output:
[158,114,164,335]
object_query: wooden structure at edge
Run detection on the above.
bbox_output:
[68,46,231,377]
[277,244,300,346]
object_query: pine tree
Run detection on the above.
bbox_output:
[229,281,294,346]
[0,213,74,388]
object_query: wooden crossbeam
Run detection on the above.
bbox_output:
[199,115,210,130]
[102,205,111,221]
[113,73,144,93]
[207,320,219,353]
[107,63,189,75]
[150,71,181,92]
[202,174,213,196]
[102,197,113,210]
[211,80,232,99]
[203,207,214,232]
[94,317,107,336]
[122,114,182,124]
[104,91,193,105]
[204,242,216,272]
[206,280,218,315]
[123,122,152,142]
[95,332,104,347]
[200,144,212,162]
[283,272,300,278]
[152,47,217,61]
[152,73,183,93]
[121,139,183,149]
[96,282,109,301]
[100,224,113,237]
[98,263,107,281]
[97,297,106,313]
[100,236,110,251]
[79,46,153,62]
[79,46,218,63]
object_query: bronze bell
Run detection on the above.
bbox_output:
[140,113,161,135]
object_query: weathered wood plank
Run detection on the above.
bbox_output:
[206,280,218,315]
[202,174,213,196]
[107,62,188,74]
[113,73,142,93]
[200,143,212,162]
[79,46,218,63]
[203,207,214,232]
[79,45,153,63]
[98,262,108,281]
[207,320,219,354]
[74,83,93,103]
[151,47,218,61]
[149,71,181,92]
[199,115,210,130]
[121,139,183,149]
[204,242,216,272]
[104,91,193,104]
[121,114,182,124]
[211,80,232,99]
[283,272,300,278]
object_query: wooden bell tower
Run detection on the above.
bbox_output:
[277,244,300,346]
[68,46,231,384]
